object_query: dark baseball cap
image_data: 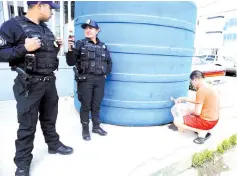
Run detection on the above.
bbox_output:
[27,1,60,9]
[81,19,99,29]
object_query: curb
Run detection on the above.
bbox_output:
[129,131,237,176]
[177,147,237,176]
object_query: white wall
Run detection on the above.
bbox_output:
[63,20,74,53]
[194,0,237,55]
[0,2,4,25]
[196,17,225,48]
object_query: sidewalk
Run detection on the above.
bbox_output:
[0,78,236,176]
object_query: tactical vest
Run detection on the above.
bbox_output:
[77,39,109,75]
[14,16,59,75]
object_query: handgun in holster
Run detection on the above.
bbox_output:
[11,66,32,97]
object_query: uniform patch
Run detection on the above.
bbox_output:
[86,19,91,24]
[0,36,6,46]
[54,41,58,47]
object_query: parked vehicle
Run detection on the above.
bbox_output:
[215,56,237,76]
[190,56,226,90]
[198,55,236,75]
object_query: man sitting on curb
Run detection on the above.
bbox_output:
[171,70,220,144]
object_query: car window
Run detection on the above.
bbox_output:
[206,56,215,61]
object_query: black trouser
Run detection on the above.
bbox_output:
[77,74,105,127]
[13,74,62,168]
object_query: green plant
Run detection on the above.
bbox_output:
[192,134,237,168]
[221,140,232,150]
[229,134,237,146]
[203,149,214,160]
[192,153,203,167]
[192,149,215,167]
[217,144,225,154]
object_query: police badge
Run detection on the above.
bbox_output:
[86,19,91,24]
[54,41,58,47]
[0,36,6,47]
[54,37,60,48]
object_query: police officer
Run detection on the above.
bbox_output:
[66,19,112,141]
[0,1,73,176]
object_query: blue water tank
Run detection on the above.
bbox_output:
[73,1,197,126]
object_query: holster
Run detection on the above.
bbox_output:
[73,66,86,82]
[19,76,31,97]
[12,66,32,97]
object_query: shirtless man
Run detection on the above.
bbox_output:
[172,70,219,144]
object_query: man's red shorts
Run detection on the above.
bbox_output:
[183,115,218,130]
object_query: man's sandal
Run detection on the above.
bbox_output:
[193,132,212,144]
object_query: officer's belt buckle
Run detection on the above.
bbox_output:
[43,76,50,82]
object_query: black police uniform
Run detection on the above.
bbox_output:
[66,20,112,141]
[0,16,73,175]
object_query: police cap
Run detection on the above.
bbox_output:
[27,1,60,9]
[81,19,99,29]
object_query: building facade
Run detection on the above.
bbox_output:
[194,0,237,56]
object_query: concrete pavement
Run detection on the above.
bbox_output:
[0,77,236,176]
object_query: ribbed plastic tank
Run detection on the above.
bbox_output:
[73,1,197,126]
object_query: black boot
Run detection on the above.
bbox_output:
[82,122,91,141]
[15,167,30,176]
[92,126,107,136]
[48,144,73,155]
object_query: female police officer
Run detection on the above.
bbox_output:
[66,19,112,141]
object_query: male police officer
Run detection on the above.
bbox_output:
[66,19,112,141]
[0,1,73,175]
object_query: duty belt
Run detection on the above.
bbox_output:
[12,67,55,97]
[31,74,55,82]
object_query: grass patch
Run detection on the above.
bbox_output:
[191,134,237,176]
[192,134,237,168]
[192,150,215,168]
[229,135,237,146]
